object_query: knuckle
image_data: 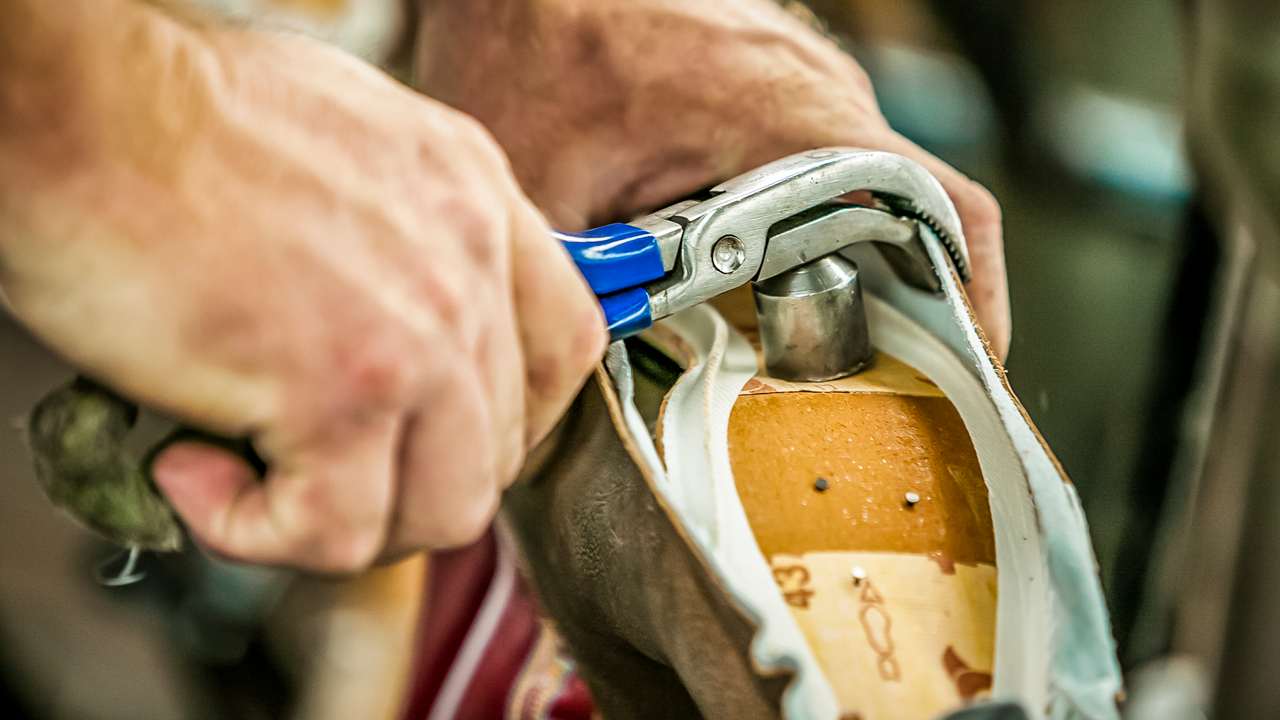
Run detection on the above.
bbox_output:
[432,490,501,550]
[437,194,506,272]
[338,347,415,413]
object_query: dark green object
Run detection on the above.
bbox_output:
[27,377,267,553]
[28,377,183,552]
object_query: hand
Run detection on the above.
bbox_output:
[0,0,605,571]
[413,0,1010,358]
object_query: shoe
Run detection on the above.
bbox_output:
[504,228,1122,720]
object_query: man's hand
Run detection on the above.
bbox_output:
[414,0,1010,358]
[0,0,605,571]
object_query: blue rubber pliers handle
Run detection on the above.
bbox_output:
[553,224,667,341]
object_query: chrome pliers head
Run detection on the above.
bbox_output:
[553,148,971,340]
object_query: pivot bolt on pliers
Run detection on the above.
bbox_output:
[553,148,971,345]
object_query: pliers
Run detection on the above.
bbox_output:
[552,148,972,341]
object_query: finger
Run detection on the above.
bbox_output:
[509,202,608,447]
[385,365,506,555]
[152,442,259,543]
[881,135,1011,360]
[474,213,527,493]
[153,420,399,573]
[949,182,1009,361]
[381,197,527,556]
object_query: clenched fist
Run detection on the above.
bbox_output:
[0,0,605,571]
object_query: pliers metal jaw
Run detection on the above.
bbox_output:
[554,148,971,341]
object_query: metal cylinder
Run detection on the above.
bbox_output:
[752,254,872,382]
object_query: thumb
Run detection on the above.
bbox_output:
[152,419,400,572]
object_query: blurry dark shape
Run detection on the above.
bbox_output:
[1123,1,1280,718]
[922,0,1034,154]
[0,648,36,720]
[171,553,293,666]
[86,536,298,719]
[1111,200,1219,665]
[937,700,1031,720]
[201,638,296,720]
[806,0,1003,169]
[933,0,1192,202]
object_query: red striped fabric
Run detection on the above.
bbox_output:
[402,527,595,720]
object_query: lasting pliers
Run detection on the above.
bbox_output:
[552,148,972,341]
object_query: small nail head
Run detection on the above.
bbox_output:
[813,477,829,492]
[905,491,920,505]
[851,566,867,585]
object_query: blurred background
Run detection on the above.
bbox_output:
[3,0,1278,717]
